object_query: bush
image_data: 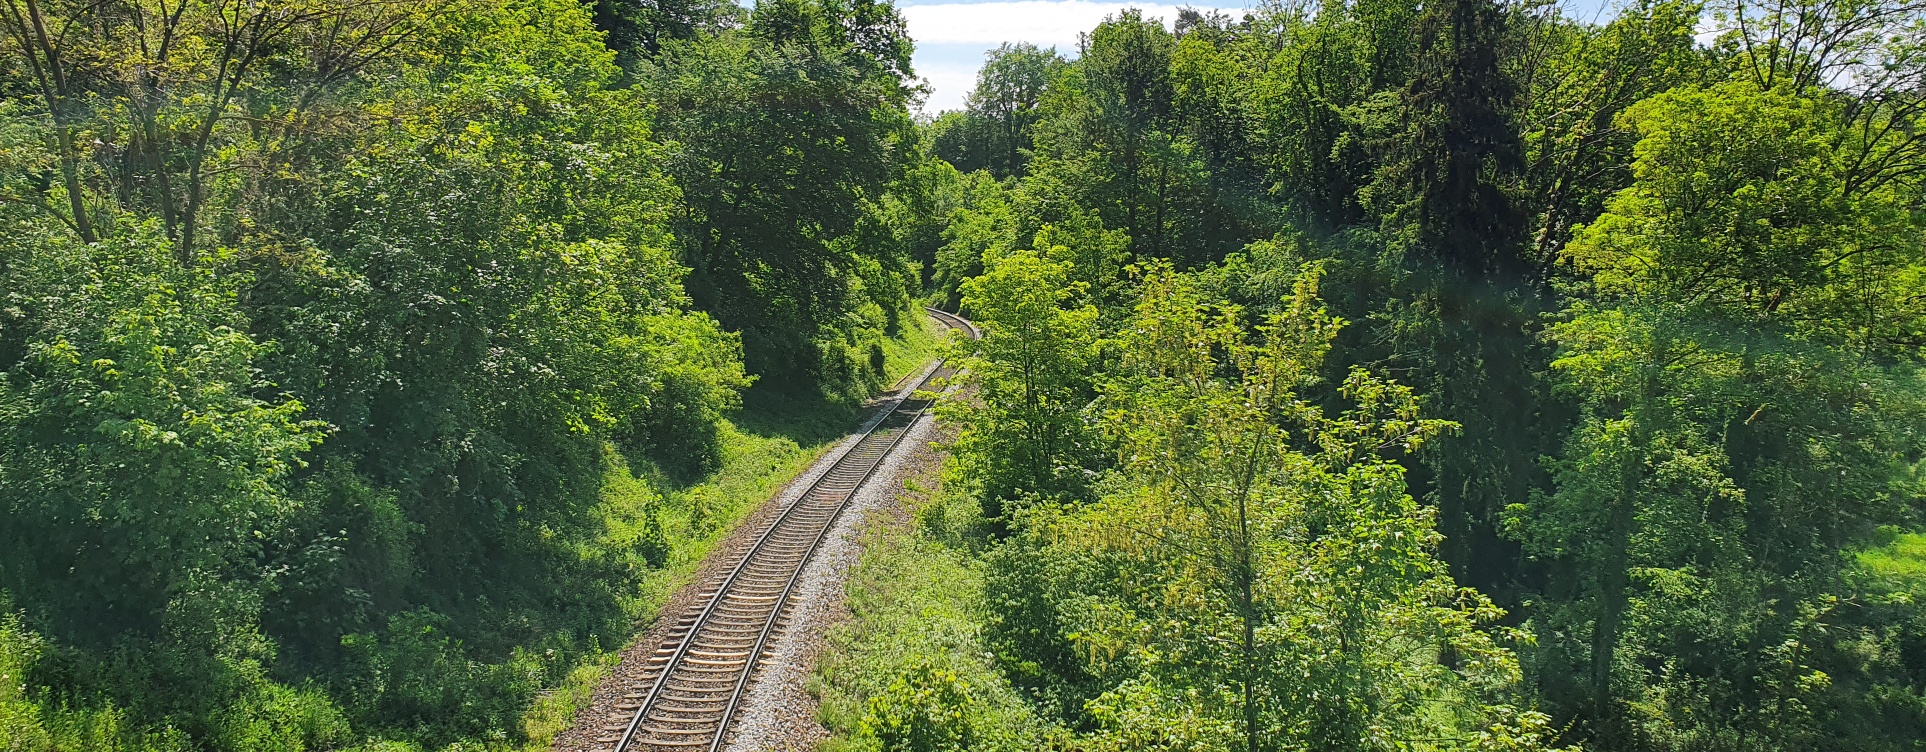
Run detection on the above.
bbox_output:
[634,503,672,569]
[858,661,977,752]
[627,367,735,482]
[0,229,321,653]
[816,473,1053,752]
[0,609,195,752]
[338,610,543,746]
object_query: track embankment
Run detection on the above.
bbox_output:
[552,309,974,752]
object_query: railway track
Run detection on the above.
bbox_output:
[595,307,977,752]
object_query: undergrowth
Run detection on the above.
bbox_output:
[811,455,1055,752]
[1859,527,1926,586]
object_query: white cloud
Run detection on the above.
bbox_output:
[917,60,981,112]
[903,1,1195,49]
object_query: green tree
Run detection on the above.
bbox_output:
[590,0,739,63]
[1,0,757,746]
[927,109,994,174]
[1515,78,1926,749]
[1566,81,1926,343]
[1513,0,1712,268]
[1028,11,1222,265]
[642,0,921,382]
[931,171,1018,307]
[964,43,1064,177]
[983,263,1564,752]
[245,5,749,740]
[945,248,1101,521]
[1369,0,1524,276]
[1,228,320,646]
[0,228,354,748]
[0,0,429,259]
[1244,0,1421,227]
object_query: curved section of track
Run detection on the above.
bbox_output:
[597,308,976,752]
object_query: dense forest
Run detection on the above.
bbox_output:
[1,0,1924,748]
[838,0,1926,750]
[0,0,930,747]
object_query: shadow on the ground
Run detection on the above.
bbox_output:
[730,378,872,448]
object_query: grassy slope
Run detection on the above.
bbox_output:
[519,313,944,749]
[810,457,1050,752]
[1859,530,1926,585]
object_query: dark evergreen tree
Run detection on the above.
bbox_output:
[1375,0,1525,277]
[1356,0,1545,598]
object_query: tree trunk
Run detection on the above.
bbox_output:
[6,0,95,242]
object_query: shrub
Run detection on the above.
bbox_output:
[858,661,977,752]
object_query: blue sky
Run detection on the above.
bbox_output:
[899,0,1622,113]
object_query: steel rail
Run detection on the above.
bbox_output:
[605,308,975,752]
